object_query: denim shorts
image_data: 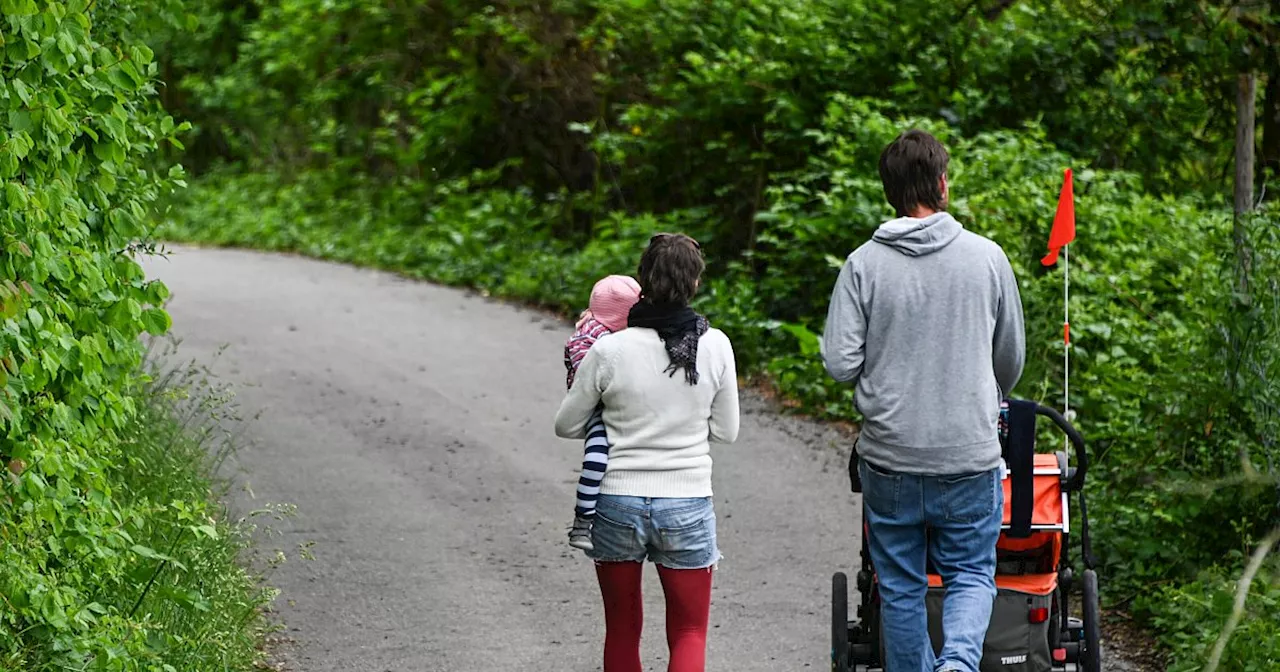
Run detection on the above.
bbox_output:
[587,495,720,569]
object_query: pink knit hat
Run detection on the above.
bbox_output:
[588,275,642,332]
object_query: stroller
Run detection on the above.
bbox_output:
[831,401,1102,672]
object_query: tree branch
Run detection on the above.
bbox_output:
[1202,525,1280,672]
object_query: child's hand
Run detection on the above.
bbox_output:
[575,309,593,329]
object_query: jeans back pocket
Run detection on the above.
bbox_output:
[591,509,645,562]
[652,500,717,569]
[937,469,997,524]
[859,460,901,518]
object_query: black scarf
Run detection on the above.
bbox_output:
[627,301,710,385]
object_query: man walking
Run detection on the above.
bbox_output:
[820,130,1026,672]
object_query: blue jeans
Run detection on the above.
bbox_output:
[860,460,1003,672]
[586,495,720,569]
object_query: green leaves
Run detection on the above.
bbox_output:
[107,63,139,91]
[92,140,125,165]
[191,524,219,540]
[0,0,38,16]
[9,110,34,134]
[100,108,129,141]
[56,30,75,56]
[10,78,32,106]
[140,308,171,336]
[774,322,820,356]
[4,182,28,209]
[0,1,271,669]
[131,543,186,571]
[130,44,153,65]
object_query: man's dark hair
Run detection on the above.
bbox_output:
[637,233,705,305]
[878,129,950,217]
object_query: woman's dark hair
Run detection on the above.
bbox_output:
[878,129,949,217]
[637,233,704,305]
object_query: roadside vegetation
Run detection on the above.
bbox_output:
[0,3,274,669]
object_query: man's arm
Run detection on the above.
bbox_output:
[821,258,867,385]
[993,252,1026,397]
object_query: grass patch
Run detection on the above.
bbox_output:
[0,346,279,671]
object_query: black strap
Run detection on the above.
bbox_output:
[1003,399,1037,538]
[848,439,863,494]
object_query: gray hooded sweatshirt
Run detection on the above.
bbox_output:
[820,212,1025,475]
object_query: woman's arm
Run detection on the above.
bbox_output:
[709,333,740,444]
[555,345,607,439]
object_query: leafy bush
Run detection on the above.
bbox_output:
[1142,563,1280,672]
[2,362,276,671]
[0,1,270,669]
[154,0,1268,226]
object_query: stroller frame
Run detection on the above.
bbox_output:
[831,403,1102,672]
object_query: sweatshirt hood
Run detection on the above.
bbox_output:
[872,212,963,257]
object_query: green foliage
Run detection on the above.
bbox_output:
[153,0,1280,230]
[0,1,268,669]
[1,375,275,671]
[1141,562,1280,672]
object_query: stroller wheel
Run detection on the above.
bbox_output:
[1081,569,1103,672]
[832,572,850,672]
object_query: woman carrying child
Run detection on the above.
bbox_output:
[555,233,740,672]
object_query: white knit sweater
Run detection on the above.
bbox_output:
[554,327,740,498]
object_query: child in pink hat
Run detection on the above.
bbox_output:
[563,274,642,550]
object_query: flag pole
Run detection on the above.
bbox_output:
[1064,242,1070,419]
[1042,166,1076,425]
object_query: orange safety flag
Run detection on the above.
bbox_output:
[1041,168,1075,266]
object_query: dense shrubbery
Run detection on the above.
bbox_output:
[152,0,1280,667]
[0,2,269,669]
[157,0,1278,214]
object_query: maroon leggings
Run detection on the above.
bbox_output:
[595,561,714,672]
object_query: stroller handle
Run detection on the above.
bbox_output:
[1032,404,1088,491]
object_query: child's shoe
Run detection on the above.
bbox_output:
[568,514,594,551]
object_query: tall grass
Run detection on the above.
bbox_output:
[97,343,280,671]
